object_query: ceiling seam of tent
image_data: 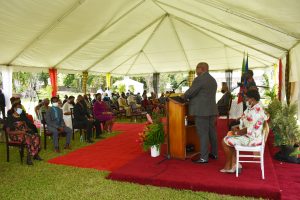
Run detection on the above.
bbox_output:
[54,0,146,68]
[195,0,299,39]
[125,14,167,75]
[155,0,288,52]
[110,52,140,73]
[172,17,272,67]
[126,52,143,75]
[85,14,166,71]
[142,51,157,72]
[7,0,87,65]
[174,16,279,60]
[169,15,191,70]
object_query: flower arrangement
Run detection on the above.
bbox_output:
[138,112,165,151]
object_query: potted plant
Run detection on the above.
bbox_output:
[138,113,165,157]
[266,99,300,163]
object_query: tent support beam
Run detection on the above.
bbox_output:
[55,0,145,68]
[8,0,87,65]
[142,51,157,72]
[174,16,279,60]
[169,16,191,70]
[125,15,166,75]
[85,14,166,71]
[194,0,299,39]
[155,0,288,52]
[110,52,140,73]
[172,17,270,66]
[126,51,142,75]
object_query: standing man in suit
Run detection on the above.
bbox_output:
[184,62,218,163]
[45,96,72,152]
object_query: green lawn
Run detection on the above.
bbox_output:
[0,127,259,200]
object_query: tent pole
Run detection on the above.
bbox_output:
[85,14,167,71]
[154,0,288,51]
[8,0,86,65]
[55,0,145,68]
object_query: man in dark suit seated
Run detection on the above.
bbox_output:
[45,96,72,152]
[217,82,232,116]
[73,95,101,143]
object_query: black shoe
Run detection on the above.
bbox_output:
[27,156,33,165]
[192,158,208,164]
[33,155,43,161]
[209,153,218,159]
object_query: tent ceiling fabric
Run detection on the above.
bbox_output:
[0,0,299,75]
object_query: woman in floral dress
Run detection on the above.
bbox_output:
[221,90,267,173]
[6,103,42,165]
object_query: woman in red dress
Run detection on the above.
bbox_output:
[93,93,115,132]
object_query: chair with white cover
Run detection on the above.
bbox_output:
[235,121,269,179]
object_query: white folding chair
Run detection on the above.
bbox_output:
[235,121,269,179]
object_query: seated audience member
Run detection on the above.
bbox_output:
[34,100,43,120]
[40,98,50,113]
[141,95,154,113]
[6,102,42,165]
[118,92,131,116]
[127,92,136,105]
[220,90,267,173]
[136,92,142,104]
[159,92,166,105]
[217,83,232,115]
[62,96,75,129]
[62,95,68,105]
[73,95,101,142]
[45,97,72,152]
[93,93,115,133]
[83,94,93,115]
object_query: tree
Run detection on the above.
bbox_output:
[63,74,76,87]
[38,72,49,87]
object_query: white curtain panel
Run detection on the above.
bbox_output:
[0,65,13,111]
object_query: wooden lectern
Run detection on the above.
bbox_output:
[167,96,200,160]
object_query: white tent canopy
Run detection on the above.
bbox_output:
[113,77,144,94]
[0,0,300,75]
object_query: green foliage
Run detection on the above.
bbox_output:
[141,113,165,150]
[268,100,300,146]
[117,84,126,94]
[38,72,49,87]
[63,74,76,87]
[262,73,277,102]
[128,85,135,93]
[87,75,105,88]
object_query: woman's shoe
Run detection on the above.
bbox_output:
[231,163,243,174]
[220,168,235,173]
[27,156,33,165]
[33,155,43,161]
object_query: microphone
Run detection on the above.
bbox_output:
[172,79,187,92]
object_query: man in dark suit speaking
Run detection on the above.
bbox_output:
[184,62,218,163]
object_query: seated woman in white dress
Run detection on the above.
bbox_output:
[220,90,267,173]
[62,96,75,129]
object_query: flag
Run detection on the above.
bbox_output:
[278,59,282,101]
[237,52,248,104]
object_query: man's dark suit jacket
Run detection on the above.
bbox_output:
[45,107,65,129]
[184,72,218,117]
[73,102,89,122]
[217,91,232,115]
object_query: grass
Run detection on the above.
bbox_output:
[0,124,259,200]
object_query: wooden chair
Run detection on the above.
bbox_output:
[41,111,65,150]
[70,108,84,141]
[3,120,25,163]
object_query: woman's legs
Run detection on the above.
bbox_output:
[222,140,235,169]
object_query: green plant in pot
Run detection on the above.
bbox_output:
[266,99,300,163]
[138,112,165,155]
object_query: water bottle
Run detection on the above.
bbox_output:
[80,135,84,142]
[185,116,188,126]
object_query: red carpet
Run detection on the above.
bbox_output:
[48,123,144,171]
[48,120,299,199]
[107,119,281,199]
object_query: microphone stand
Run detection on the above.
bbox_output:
[157,80,187,164]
